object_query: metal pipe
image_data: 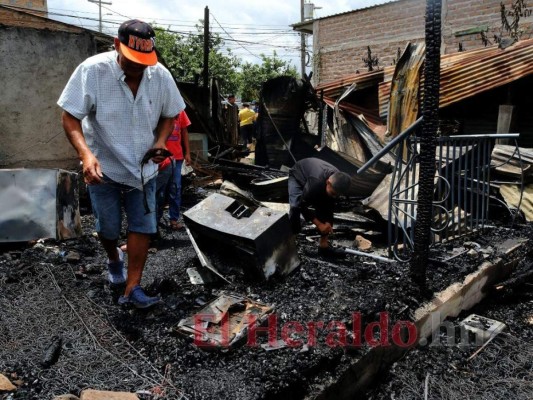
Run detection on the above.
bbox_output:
[457,139,463,237]
[441,133,519,140]
[410,138,416,246]
[469,141,475,232]
[357,117,423,174]
[343,248,396,263]
[451,140,456,239]
[444,142,450,240]
[475,141,481,228]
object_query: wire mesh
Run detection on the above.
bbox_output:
[0,260,187,399]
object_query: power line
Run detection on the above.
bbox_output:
[210,12,261,60]
[47,6,295,28]
[8,4,302,55]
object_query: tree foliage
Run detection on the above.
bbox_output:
[154,24,240,95]
[153,25,298,101]
[237,52,299,102]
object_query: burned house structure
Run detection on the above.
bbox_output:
[1,2,533,400]
[286,0,533,260]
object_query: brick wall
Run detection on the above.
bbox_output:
[315,0,533,84]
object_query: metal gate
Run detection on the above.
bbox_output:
[388,132,523,262]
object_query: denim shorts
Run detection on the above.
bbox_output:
[88,175,157,239]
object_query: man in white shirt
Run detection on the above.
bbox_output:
[58,19,185,308]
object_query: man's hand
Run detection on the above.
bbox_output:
[146,144,171,164]
[184,152,191,166]
[81,152,103,184]
[61,111,102,184]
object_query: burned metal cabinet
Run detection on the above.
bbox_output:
[183,193,299,280]
[0,169,81,242]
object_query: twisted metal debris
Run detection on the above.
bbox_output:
[0,257,186,399]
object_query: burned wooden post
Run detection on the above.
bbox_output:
[411,0,442,286]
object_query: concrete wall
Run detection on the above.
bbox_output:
[0,27,96,168]
[0,0,47,13]
[314,0,533,84]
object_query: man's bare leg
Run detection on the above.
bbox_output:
[124,231,150,296]
[99,236,120,262]
[319,234,329,248]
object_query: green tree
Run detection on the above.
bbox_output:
[238,52,299,102]
[153,24,240,95]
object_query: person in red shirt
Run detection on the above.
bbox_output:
[156,110,191,230]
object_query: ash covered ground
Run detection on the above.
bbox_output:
[367,255,533,400]
[1,188,531,400]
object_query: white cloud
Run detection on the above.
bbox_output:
[46,0,389,69]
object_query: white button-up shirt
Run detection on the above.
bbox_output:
[58,51,185,189]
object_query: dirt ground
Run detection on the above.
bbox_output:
[1,188,532,400]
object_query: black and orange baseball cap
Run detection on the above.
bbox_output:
[117,19,157,66]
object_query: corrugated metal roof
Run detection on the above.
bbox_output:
[311,0,402,23]
[323,96,386,138]
[315,69,384,98]
[439,39,533,108]
[378,38,533,117]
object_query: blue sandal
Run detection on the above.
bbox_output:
[118,286,161,309]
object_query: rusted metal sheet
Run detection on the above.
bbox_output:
[500,184,533,222]
[177,293,274,348]
[387,42,425,138]
[379,38,533,118]
[183,193,300,280]
[323,97,386,138]
[315,70,384,99]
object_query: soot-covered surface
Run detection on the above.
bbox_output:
[367,256,533,400]
[0,191,531,400]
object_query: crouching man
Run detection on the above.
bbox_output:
[288,158,351,257]
[58,19,185,308]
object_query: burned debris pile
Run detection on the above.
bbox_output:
[367,256,533,400]
[1,186,532,399]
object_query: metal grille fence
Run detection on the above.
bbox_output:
[388,132,523,262]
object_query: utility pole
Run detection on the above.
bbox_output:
[300,0,306,78]
[202,6,210,88]
[88,0,112,33]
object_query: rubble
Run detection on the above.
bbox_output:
[0,197,531,399]
[354,235,372,251]
[177,293,274,348]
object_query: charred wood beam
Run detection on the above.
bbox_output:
[411,0,442,287]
